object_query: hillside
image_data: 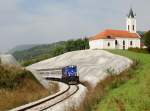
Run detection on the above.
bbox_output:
[8,44,38,53]
[92,50,150,111]
[0,64,58,111]
[12,41,66,61]
[12,38,89,66]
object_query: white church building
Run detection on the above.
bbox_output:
[89,8,141,50]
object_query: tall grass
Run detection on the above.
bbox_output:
[0,64,59,110]
[0,64,32,89]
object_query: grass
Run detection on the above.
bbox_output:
[0,64,59,111]
[92,50,150,111]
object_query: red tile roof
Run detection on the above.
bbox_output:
[89,29,140,40]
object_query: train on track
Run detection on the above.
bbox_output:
[62,65,79,84]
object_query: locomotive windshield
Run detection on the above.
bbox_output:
[62,65,79,84]
[64,65,77,76]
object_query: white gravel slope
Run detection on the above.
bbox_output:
[26,50,132,111]
[28,50,132,87]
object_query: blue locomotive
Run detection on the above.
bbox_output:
[62,65,79,84]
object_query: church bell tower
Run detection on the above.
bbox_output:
[126,8,136,33]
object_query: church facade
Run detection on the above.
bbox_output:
[89,8,141,50]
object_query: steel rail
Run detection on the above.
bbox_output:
[40,85,79,111]
[14,83,70,111]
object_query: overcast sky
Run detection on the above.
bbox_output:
[0,0,149,52]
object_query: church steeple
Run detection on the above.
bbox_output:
[126,8,136,33]
[128,8,135,18]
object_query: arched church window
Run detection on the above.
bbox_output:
[130,41,133,46]
[123,40,125,45]
[128,25,130,31]
[115,40,118,45]
[133,25,135,31]
[108,42,110,47]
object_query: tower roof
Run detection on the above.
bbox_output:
[128,8,135,18]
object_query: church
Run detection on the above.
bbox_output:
[89,8,141,50]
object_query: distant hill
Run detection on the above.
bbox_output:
[8,44,38,53]
[12,41,66,62]
[12,38,89,66]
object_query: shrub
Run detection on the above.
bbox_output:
[0,64,59,110]
[0,64,32,89]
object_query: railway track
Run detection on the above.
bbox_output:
[11,84,79,111]
[38,85,79,111]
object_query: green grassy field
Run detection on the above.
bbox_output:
[93,50,150,111]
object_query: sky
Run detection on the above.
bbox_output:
[0,0,149,52]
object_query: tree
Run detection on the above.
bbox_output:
[65,38,89,52]
[144,30,150,52]
[52,46,65,56]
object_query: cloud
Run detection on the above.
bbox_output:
[0,0,149,52]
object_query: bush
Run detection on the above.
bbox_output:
[0,64,59,110]
[0,64,32,89]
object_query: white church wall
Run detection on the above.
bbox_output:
[89,38,140,50]
[89,40,103,49]
[116,38,140,49]
[103,39,115,49]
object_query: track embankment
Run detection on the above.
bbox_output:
[10,82,78,111]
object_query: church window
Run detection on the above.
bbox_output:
[123,40,125,45]
[115,40,118,45]
[133,25,135,31]
[128,25,130,31]
[108,42,110,47]
[130,41,133,46]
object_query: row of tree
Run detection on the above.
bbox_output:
[52,38,89,56]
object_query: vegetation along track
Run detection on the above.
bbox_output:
[11,83,79,111]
